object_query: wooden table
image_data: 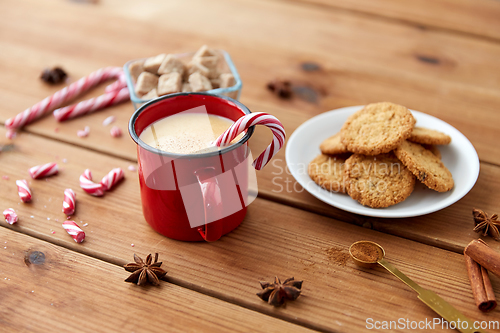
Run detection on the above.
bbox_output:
[1,0,499,332]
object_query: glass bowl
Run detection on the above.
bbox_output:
[123,50,242,110]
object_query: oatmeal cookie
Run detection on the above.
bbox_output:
[308,154,348,193]
[340,102,415,155]
[422,144,441,159]
[320,133,348,155]
[394,140,453,192]
[344,153,415,208]
[408,127,451,145]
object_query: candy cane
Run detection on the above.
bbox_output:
[104,73,127,93]
[3,208,18,224]
[16,179,32,203]
[62,220,85,243]
[79,169,105,197]
[110,126,122,138]
[101,168,124,191]
[29,162,59,179]
[214,112,285,170]
[62,189,76,216]
[53,86,129,122]
[5,67,124,131]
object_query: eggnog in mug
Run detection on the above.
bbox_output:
[139,113,243,154]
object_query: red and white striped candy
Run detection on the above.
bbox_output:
[62,220,85,243]
[101,168,124,191]
[6,129,16,140]
[214,112,285,170]
[62,188,76,216]
[53,86,129,122]
[110,126,122,138]
[102,115,116,126]
[77,126,90,138]
[79,169,105,197]
[5,67,124,131]
[3,208,18,224]
[29,162,59,179]
[16,179,32,203]
[104,73,127,93]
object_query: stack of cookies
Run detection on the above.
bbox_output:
[308,102,454,208]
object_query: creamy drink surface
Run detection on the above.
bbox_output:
[139,113,243,154]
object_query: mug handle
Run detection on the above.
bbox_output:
[194,167,223,242]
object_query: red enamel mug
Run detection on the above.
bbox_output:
[129,93,258,242]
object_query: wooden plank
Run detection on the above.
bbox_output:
[0,228,315,333]
[1,119,499,254]
[274,0,500,42]
[1,130,499,331]
[1,0,500,164]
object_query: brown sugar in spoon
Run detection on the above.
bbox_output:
[349,241,487,333]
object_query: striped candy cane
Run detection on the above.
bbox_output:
[53,86,129,122]
[62,220,85,243]
[101,168,124,191]
[62,189,76,216]
[16,179,32,203]
[5,67,124,131]
[29,162,59,179]
[3,208,18,225]
[79,169,105,197]
[214,112,285,170]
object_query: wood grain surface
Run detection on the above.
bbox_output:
[0,228,316,333]
[275,0,500,41]
[1,0,500,331]
[0,129,498,332]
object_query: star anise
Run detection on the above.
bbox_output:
[473,208,500,241]
[124,253,167,286]
[256,276,303,307]
[40,67,67,84]
[267,79,292,99]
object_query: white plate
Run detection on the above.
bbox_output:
[285,106,480,218]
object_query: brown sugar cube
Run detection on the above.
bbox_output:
[135,72,159,95]
[195,56,219,69]
[219,73,236,88]
[158,54,186,76]
[142,88,158,100]
[186,61,210,78]
[190,58,219,79]
[189,72,213,92]
[143,54,167,74]
[210,78,221,89]
[128,60,144,83]
[157,73,182,96]
[182,83,192,93]
[193,45,216,58]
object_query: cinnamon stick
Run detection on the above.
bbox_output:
[464,239,500,277]
[481,266,497,309]
[464,253,497,312]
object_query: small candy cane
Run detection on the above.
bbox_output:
[77,126,90,138]
[104,73,127,93]
[16,179,32,203]
[79,169,105,197]
[102,116,116,126]
[5,67,124,131]
[29,162,59,179]
[53,87,129,122]
[62,189,76,216]
[110,126,122,138]
[62,220,85,243]
[3,208,18,224]
[214,112,285,170]
[101,168,124,191]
